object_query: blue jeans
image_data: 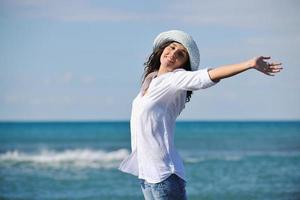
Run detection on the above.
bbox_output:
[140,174,187,200]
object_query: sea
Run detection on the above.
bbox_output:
[0,121,299,200]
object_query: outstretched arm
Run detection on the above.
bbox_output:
[208,56,283,82]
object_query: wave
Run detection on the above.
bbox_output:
[184,155,243,163]
[183,150,300,164]
[1,148,299,167]
[0,148,130,169]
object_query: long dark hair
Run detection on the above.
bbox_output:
[142,41,193,102]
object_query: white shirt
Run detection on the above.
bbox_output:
[119,68,217,183]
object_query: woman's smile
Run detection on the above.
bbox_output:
[165,56,175,64]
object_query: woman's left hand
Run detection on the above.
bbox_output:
[250,56,283,76]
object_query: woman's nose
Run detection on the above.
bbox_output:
[170,50,178,58]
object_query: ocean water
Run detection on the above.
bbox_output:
[0,121,299,200]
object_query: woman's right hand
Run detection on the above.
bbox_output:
[249,56,283,76]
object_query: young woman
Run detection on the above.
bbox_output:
[119,30,282,200]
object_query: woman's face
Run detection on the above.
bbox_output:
[160,42,189,71]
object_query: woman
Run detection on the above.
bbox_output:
[119,30,282,200]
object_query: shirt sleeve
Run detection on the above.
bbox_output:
[171,68,218,91]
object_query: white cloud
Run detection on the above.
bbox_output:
[2,94,73,106]
[104,96,114,105]
[38,95,71,105]
[62,72,73,83]
[41,71,97,85]
[170,0,300,30]
[80,75,96,84]
[3,0,300,33]
[3,95,19,104]
[61,72,98,85]
[29,98,42,105]
[3,0,140,22]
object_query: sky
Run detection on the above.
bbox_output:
[0,0,299,121]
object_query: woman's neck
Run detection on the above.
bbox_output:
[157,66,172,77]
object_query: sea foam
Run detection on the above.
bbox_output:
[0,148,130,169]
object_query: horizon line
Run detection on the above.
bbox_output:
[0,119,299,123]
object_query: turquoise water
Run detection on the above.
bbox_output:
[0,121,299,200]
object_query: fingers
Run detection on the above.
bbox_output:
[262,56,271,60]
[266,60,283,70]
[269,62,282,66]
[261,63,283,76]
[267,65,283,75]
[269,65,283,70]
[263,70,274,76]
[272,69,282,73]
[268,62,284,73]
